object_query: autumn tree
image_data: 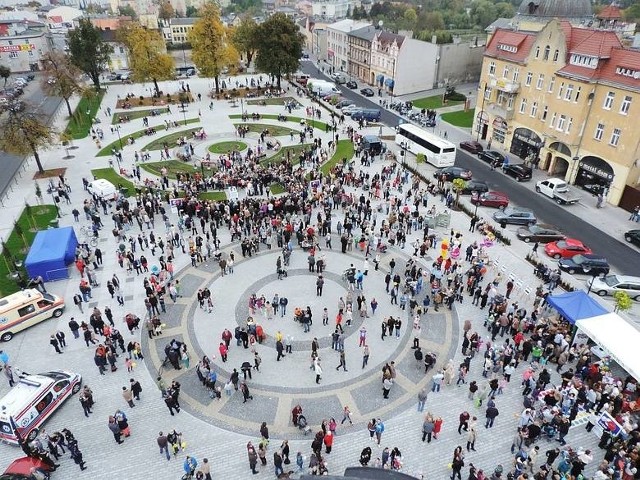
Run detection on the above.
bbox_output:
[158,1,175,21]
[41,51,85,117]
[255,13,303,89]
[0,65,10,87]
[118,22,175,95]
[189,3,238,93]
[0,102,57,173]
[67,19,113,90]
[231,16,259,67]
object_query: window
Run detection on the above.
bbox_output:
[565,84,573,101]
[550,113,557,128]
[497,91,506,105]
[610,128,621,146]
[488,62,496,75]
[525,72,533,86]
[8,52,17,59]
[519,98,527,114]
[507,94,515,109]
[530,102,538,117]
[620,95,632,115]
[35,393,54,414]
[548,77,555,93]
[484,87,492,100]
[512,67,519,82]
[502,65,509,78]
[603,91,615,110]
[536,74,544,90]
[594,123,604,141]
[543,45,550,60]
[535,46,540,58]
[575,86,581,102]
[557,82,565,99]
[542,105,548,121]
[557,114,566,131]
[17,304,35,317]
[566,117,573,133]
[553,49,559,62]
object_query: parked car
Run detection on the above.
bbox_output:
[477,150,505,166]
[624,229,640,247]
[544,238,592,259]
[459,140,484,154]
[492,207,537,226]
[342,105,361,116]
[516,224,565,243]
[503,163,533,182]
[558,254,610,276]
[346,80,358,89]
[581,183,606,195]
[588,275,640,300]
[535,178,580,205]
[471,191,509,209]
[433,166,472,181]
[302,52,309,59]
[335,99,352,109]
[1,456,53,479]
[460,180,489,195]
[360,87,375,97]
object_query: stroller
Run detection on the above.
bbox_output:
[297,414,312,435]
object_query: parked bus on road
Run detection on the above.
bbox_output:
[395,123,456,167]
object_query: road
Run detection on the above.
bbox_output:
[300,61,640,274]
[0,80,62,198]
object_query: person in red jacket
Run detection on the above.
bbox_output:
[323,430,333,454]
[218,343,228,362]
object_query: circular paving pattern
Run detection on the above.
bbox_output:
[207,141,248,154]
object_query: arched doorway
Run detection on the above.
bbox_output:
[370,72,375,85]
[510,127,543,160]
[492,117,507,145]
[475,111,488,140]
[575,156,614,193]
[547,142,572,177]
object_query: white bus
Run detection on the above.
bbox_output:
[395,123,456,167]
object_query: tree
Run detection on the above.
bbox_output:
[613,291,633,313]
[118,22,175,95]
[255,13,304,89]
[118,5,137,18]
[185,5,198,16]
[423,11,445,31]
[158,1,175,21]
[189,3,239,93]
[470,0,497,29]
[0,103,57,173]
[624,4,640,22]
[40,52,84,117]
[403,8,418,29]
[67,19,113,90]
[231,16,259,67]
[451,178,466,208]
[0,65,10,87]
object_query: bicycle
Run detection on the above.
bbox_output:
[79,224,94,236]
[79,236,98,248]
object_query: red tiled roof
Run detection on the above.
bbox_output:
[568,29,621,58]
[484,29,536,63]
[598,48,640,91]
[597,4,622,19]
[375,31,404,47]
[556,63,600,82]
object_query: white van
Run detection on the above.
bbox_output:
[308,81,339,97]
[87,178,118,200]
[0,370,82,444]
[0,289,65,342]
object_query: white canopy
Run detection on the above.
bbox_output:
[576,312,640,381]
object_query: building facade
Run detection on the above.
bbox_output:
[473,18,640,206]
[162,17,196,44]
[347,24,375,84]
[327,19,369,73]
[0,19,52,72]
[310,0,351,20]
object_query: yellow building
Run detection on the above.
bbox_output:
[473,17,640,206]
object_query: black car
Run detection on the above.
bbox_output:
[459,140,484,154]
[624,229,640,247]
[516,224,565,243]
[558,254,610,276]
[477,150,505,166]
[460,180,489,195]
[360,87,375,97]
[433,166,472,181]
[503,164,533,182]
[581,183,606,195]
[346,80,358,89]
[335,99,352,109]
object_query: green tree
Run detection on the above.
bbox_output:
[118,5,137,18]
[255,13,303,89]
[231,16,259,67]
[189,2,239,93]
[470,0,497,29]
[613,291,633,313]
[451,178,466,208]
[403,8,418,28]
[67,19,113,90]
[186,5,199,16]
[0,103,57,173]
[0,65,10,87]
[41,51,84,117]
[424,11,445,31]
[118,22,175,95]
[624,4,640,21]
[495,2,515,19]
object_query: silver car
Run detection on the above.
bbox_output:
[589,275,640,300]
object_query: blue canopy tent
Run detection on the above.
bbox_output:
[545,291,608,324]
[24,227,78,281]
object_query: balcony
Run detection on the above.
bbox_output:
[489,77,520,94]
[487,102,515,120]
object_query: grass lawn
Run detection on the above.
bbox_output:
[441,109,475,128]
[65,90,106,140]
[262,144,312,166]
[96,118,200,157]
[91,168,137,195]
[139,160,202,180]
[208,141,248,154]
[0,205,58,296]
[412,95,463,110]
[234,123,298,136]
[229,114,328,131]
[246,97,300,106]
[116,93,194,109]
[269,183,286,195]
[197,191,227,201]
[142,127,203,151]
[321,140,356,175]
[112,108,169,124]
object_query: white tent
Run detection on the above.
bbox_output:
[576,312,640,381]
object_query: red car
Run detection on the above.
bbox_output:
[470,191,509,209]
[1,457,52,479]
[459,140,484,154]
[544,238,592,259]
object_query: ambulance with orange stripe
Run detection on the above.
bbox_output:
[0,289,65,342]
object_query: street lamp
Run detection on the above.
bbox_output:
[399,141,407,169]
[586,274,598,295]
[476,83,488,143]
[49,187,61,218]
[179,102,188,126]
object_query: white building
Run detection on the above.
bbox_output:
[326,19,369,73]
[0,19,52,72]
[310,0,351,20]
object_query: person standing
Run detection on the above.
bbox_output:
[532,241,539,257]
[422,415,435,443]
[241,382,253,402]
[165,394,180,415]
[122,386,135,408]
[130,379,142,401]
[247,442,259,475]
[466,418,477,451]
[341,405,352,425]
[157,432,171,461]
[68,318,80,339]
[382,377,393,399]
[485,404,499,428]
[374,419,385,445]
[276,339,285,361]
[79,392,92,417]
[314,358,322,384]
[336,351,347,371]
[417,388,428,412]
[108,416,124,444]
[200,458,212,480]
[183,456,197,477]
[316,275,324,296]
[362,345,370,369]
[50,335,62,354]
[458,411,470,434]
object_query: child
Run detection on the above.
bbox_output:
[433,417,443,439]
[498,378,507,395]
[125,357,134,372]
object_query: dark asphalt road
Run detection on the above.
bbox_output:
[300,61,639,274]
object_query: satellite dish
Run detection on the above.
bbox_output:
[378,20,383,28]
